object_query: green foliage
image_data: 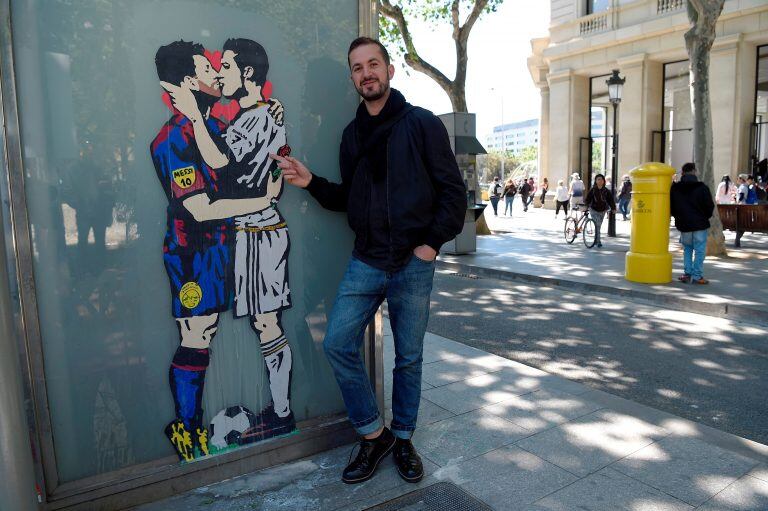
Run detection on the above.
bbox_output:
[519,145,538,164]
[379,0,504,62]
[477,150,522,181]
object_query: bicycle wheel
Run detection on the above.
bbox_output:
[583,217,597,248]
[564,217,578,244]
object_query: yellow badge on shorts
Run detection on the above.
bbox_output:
[179,282,203,309]
[172,166,196,189]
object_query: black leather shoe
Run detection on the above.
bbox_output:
[342,428,395,484]
[393,438,424,483]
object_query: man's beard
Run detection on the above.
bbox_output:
[356,77,390,101]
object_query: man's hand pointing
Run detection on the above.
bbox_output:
[270,154,313,189]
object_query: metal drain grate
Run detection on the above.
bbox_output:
[448,272,480,279]
[362,482,493,511]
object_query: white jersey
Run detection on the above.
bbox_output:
[224,104,287,228]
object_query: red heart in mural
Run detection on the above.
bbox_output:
[204,49,222,71]
[262,80,272,101]
[211,99,241,123]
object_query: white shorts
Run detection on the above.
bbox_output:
[233,224,291,317]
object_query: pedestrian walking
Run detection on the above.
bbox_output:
[539,177,549,208]
[670,162,714,285]
[488,177,502,216]
[554,179,569,218]
[584,173,615,248]
[520,177,534,212]
[715,175,734,204]
[736,175,748,204]
[618,174,632,221]
[274,37,466,485]
[568,172,585,210]
[746,175,759,205]
[503,178,517,216]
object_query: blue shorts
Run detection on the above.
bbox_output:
[164,243,232,318]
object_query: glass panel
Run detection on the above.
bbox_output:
[590,75,612,181]
[755,46,768,175]
[11,0,359,483]
[663,61,692,131]
[587,0,610,15]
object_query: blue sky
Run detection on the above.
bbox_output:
[386,0,549,142]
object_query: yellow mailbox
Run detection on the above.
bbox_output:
[625,162,676,284]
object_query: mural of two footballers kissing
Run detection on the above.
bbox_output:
[150,38,294,462]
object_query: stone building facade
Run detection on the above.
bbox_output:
[528,0,768,185]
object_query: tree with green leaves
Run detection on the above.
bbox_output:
[379,0,504,112]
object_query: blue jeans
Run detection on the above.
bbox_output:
[323,256,435,439]
[618,197,630,219]
[680,229,708,280]
[489,196,500,215]
[504,196,514,215]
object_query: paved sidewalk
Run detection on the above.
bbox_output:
[445,205,768,322]
[137,323,768,511]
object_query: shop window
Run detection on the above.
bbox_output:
[753,45,768,181]
[661,60,693,171]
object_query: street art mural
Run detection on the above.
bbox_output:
[150,39,294,462]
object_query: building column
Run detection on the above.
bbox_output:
[710,33,752,176]
[548,70,590,184]
[538,85,550,181]
[616,54,663,175]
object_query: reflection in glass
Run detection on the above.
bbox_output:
[12,0,358,484]
[586,0,610,15]
[754,46,768,180]
[590,75,611,181]
[662,60,693,173]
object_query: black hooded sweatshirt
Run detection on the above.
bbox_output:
[670,174,714,232]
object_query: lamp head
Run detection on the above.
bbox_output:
[606,69,625,105]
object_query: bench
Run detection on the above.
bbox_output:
[717,204,768,247]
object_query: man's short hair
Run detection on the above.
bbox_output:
[223,38,269,86]
[348,37,391,67]
[747,174,754,181]
[682,162,696,174]
[155,40,205,85]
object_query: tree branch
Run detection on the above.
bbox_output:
[451,0,460,40]
[380,0,454,91]
[460,0,489,42]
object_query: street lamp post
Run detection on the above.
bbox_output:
[606,69,625,237]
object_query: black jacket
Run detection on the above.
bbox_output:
[306,92,466,262]
[585,186,615,212]
[670,176,714,232]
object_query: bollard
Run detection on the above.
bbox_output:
[625,162,675,284]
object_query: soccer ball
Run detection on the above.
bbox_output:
[209,405,257,450]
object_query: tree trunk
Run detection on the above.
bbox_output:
[685,0,727,256]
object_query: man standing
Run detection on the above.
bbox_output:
[165,38,296,439]
[488,176,502,216]
[520,177,535,212]
[274,37,465,484]
[151,41,277,460]
[671,162,714,285]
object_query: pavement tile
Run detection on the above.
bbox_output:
[412,409,531,467]
[749,464,768,482]
[696,476,768,511]
[384,397,455,427]
[612,436,760,507]
[528,467,693,511]
[484,388,604,434]
[421,357,504,386]
[422,372,537,414]
[432,445,578,511]
[248,447,439,511]
[515,408,668,477]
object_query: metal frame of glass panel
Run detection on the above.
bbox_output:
[0,0,384,509]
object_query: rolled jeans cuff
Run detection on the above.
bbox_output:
[391,425,415,440]
[354,414,384,437]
